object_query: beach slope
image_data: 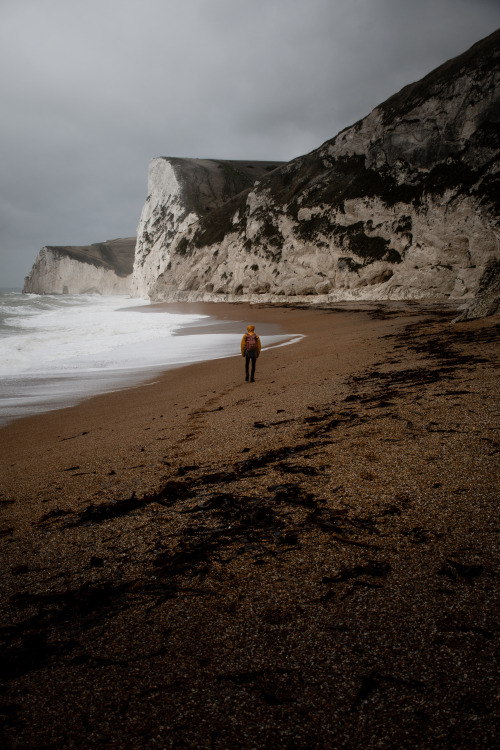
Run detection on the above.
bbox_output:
[0,303,498,749]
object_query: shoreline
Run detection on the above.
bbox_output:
[0,300,298,428]
[0,302,498,749]
[0,301,426,502]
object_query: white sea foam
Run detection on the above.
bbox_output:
[0,292,297,424]
[0,294,204,377]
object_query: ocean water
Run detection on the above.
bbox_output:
[0,291,296,426]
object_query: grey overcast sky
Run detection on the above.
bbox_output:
[1,0,499,288]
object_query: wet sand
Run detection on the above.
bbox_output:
[0,302,498,749]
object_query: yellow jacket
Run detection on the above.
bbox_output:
[241,332,261,357]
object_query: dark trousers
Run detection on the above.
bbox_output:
[245,354,256,379]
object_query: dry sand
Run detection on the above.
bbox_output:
[0,302,498,749]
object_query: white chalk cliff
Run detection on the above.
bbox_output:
[134,30,499,307]
[23,238,135,295]
[23,32,499,311]
[130,158,284,298]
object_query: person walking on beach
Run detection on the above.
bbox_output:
[241,325,261,382]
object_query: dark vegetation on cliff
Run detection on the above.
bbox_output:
[45,238,136,277]
[175,29,499,273]
[377,29,500,130]
[166,158,284,218]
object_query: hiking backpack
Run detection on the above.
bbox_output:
[245,333,258,354]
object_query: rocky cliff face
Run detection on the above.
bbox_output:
[131,158,283,297]
[142,30,499,305]
[23,238,136,295]
[455,259,500,320]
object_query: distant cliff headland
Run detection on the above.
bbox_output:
[23,238,136,295]
[24,30,500,316]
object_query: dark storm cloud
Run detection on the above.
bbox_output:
[1,0,499,287]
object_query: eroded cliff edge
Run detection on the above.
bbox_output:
[139,30,499,306]
[131,159,284,297]
[23,238,136,295]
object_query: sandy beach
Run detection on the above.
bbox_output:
[0,302,498,749]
